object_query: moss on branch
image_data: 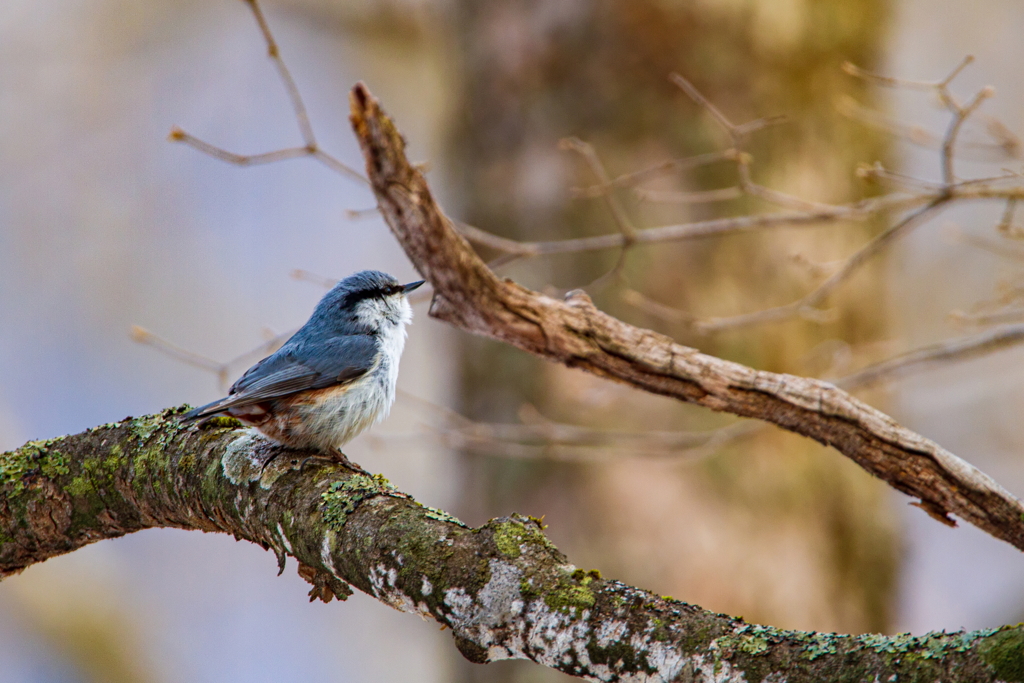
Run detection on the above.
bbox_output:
[1,407,1021,682]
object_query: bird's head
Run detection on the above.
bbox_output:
[312,270,424,335]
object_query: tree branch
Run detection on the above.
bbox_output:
[3,409,1022,681]
[349,82,1024,552]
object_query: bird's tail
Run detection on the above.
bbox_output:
[181,397,230,423]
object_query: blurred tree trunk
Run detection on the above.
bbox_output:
[443,2,895,681]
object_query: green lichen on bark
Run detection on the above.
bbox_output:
[492,516,552,558]
[978,625,1024,682]
[2,407,1023,682]
[0,437,69,495]
[321,473,406,529]
[543,569,595,614]
[418,502,467,527]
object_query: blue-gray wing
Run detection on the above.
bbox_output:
[183,335,379,419]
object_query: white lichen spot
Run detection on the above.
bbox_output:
[276,522,293,553]
[386,591,423,614]
[221,431,261,485]
[365,563,425,614]
[475,560,524,629]
[436,559,700,682]
[639,640,688,682]
[691,652,748,683]
[597,619,628,647]
[369,564,388,597]
[320,530,342,579]
[523,599,590,669]
[421,576,433,595]
[444,587,475,623]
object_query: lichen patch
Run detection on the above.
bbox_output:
[221,431,262,485]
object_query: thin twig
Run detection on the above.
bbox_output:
[695,200,946,332]
[291,269,338,289]
[670,73,737,134]
[842,55,974,92]
[571,150,737,198]
[950,306,1024,327]
[620,289,695,325]
[633,186,742,204]
[486,192,928,258]
[957,230,1024,261]
[560,137,638,289]
[942,86,996,185]
[243,0,315,147]
[167,0,366,184]
[836,323,1024,391]
[130,326,223,375]
[997,198,1021,237]
[344,207,381,220]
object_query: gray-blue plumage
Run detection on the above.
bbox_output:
[183,270,423,455]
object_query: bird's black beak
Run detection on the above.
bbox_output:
[402,280,426,294]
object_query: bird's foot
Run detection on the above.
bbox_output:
[330,448,370,475]
[293,448,369,475]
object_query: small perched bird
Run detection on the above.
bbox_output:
[183,270,424,460]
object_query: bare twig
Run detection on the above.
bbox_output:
[837,97,1016,163]
[432,181,1024,267]
[620,288,696,325]
[132,325,292,391]
[941,86,996,185]
[242,0,314,147]
[396,389,753,461]
[983,115,1023,159]
[670,73,740,135]
[997,198,1022,238]
[695,200,946,332]
[957,230,1024,261]
[167,1,366,184]
[130,326,224,376]
[836,322,1024,391]
[571,150,737,198]
[290,269,338,289]
[842,55,974,92]
[950,306,1024,328]
[634,186,742,204]
[560,137,638,289]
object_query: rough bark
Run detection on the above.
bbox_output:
[2,409,1023,682]
[348,82,1024,554]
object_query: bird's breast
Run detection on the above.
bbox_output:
[287,368,396,449]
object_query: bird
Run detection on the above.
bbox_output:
[182,270,424,462]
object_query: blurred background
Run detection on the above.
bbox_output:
[2,0,1024,681]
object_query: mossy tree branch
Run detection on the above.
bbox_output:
[2,409,1023,682]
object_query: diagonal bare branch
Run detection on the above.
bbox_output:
[350,82,1024,551]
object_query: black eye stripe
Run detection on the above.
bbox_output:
[341,285,400,307]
